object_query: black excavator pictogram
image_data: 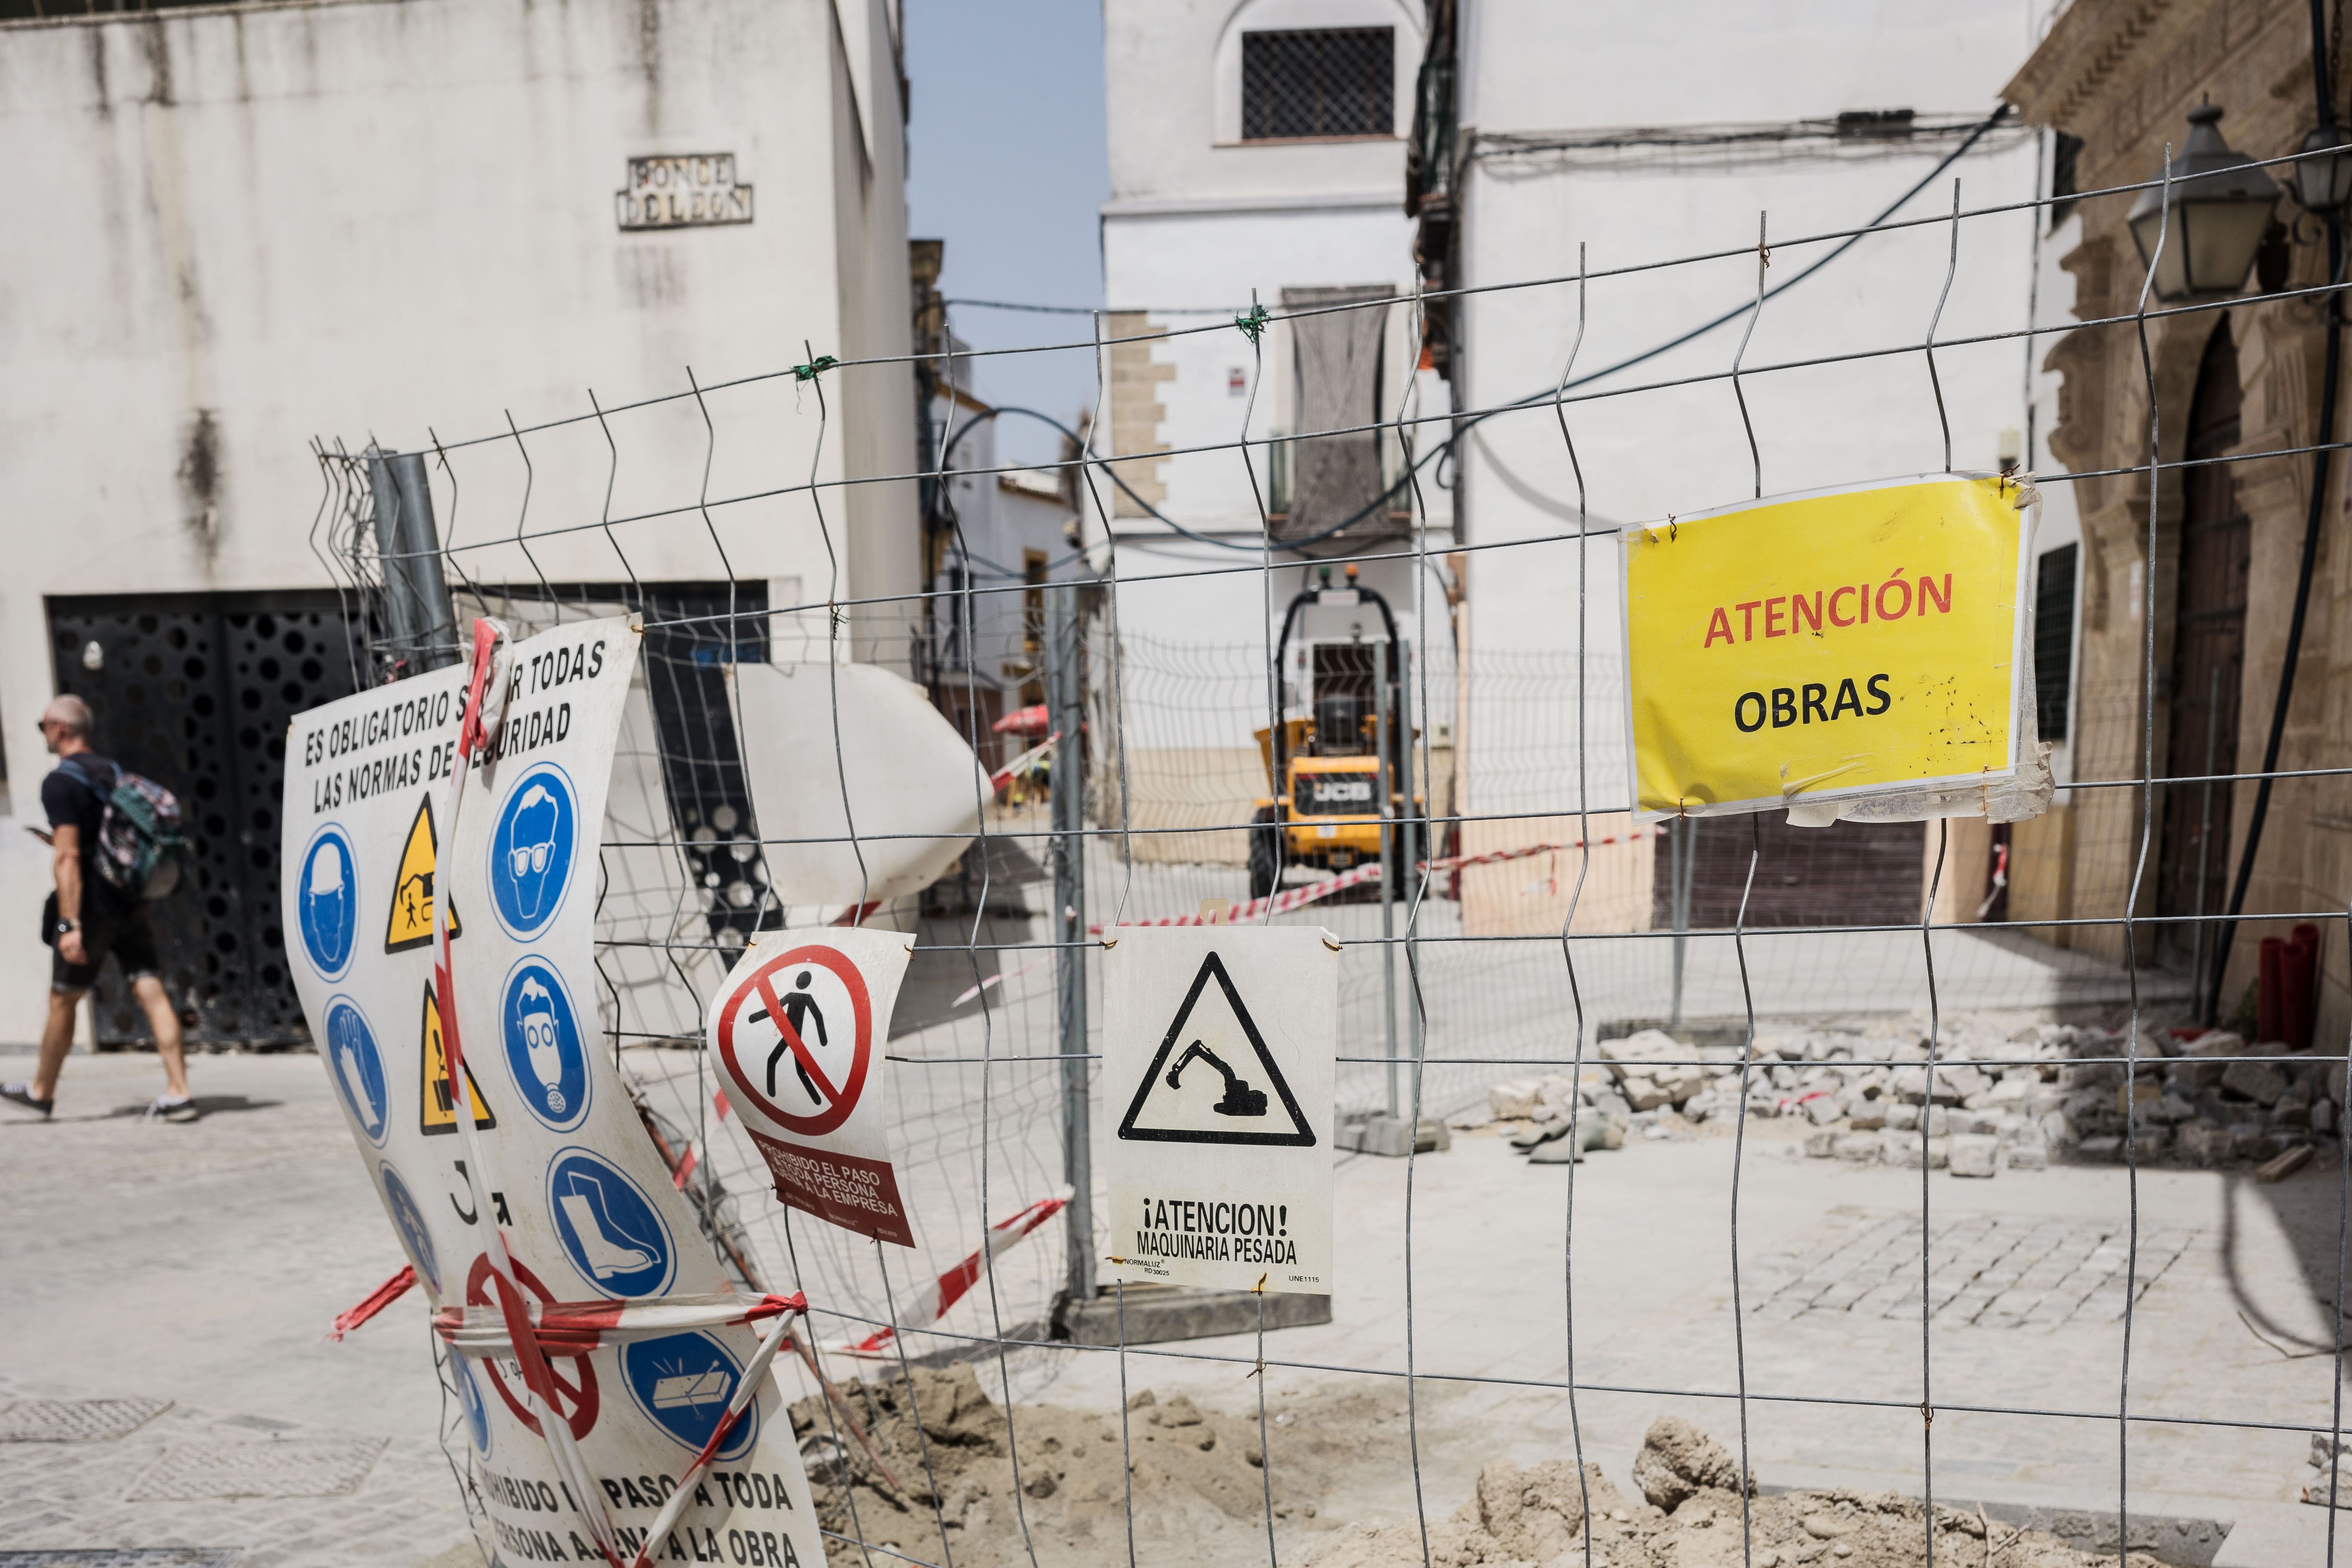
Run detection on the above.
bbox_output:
[1165,1040,1269,1117]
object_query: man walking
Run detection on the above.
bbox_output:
[2,696,197,1121]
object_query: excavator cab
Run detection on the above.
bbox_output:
[1248,564,1423,900]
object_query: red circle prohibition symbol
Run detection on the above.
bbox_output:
[466,1253,600,1442]
[714,944,873,1137]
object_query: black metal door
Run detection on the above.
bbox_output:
[45,593,362,1046]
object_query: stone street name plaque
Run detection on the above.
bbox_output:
[616,154,753,230]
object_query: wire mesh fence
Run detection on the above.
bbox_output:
[303,139,2352,1568]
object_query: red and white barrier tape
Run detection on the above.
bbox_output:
[326,1265,416,1341]
[434,1290,807,1356]
[990,731,1059,794]
[1089,827,1654,933]
[841,1186,1071,1357]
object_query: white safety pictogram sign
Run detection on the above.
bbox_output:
[283,616,825,1568]
[1117,952,1314,1146]
[707,927,919,1246]
[1103,926,1336,1295]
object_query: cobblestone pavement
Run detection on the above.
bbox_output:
[1746,1206,2201,1327]
[0,1375,480,1568]
[0,1051,479,1567]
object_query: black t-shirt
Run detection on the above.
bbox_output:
[42,753,131,922]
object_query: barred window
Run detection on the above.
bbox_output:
[1241,28,1394,141]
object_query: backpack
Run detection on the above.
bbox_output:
[61,757,188,901]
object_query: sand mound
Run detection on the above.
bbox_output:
[1305,1422,2171,1568]
[794,1376,2171,1568]
[789,1367,1390,1568]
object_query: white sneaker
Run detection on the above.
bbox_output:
[145,1095,201,1124]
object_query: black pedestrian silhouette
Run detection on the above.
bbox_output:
[750,971,828,1106]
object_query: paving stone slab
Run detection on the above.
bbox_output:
[1746,1207,2199,1327]
[0,1401,174,1445]
[122,1439,388,1503]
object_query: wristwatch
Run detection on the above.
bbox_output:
[54,918,78,937]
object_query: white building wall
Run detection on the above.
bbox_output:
[1100,0,1450,750]
[1449,0,2049,824]
[0,0,916,1036]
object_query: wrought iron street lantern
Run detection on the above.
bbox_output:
[2291,122,2352,213]
[2128,105,2281,299]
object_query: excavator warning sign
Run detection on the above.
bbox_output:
[419,982,495,1135]
[385,795,460,953]
[1104,927,1335,1295]
[1117,953,1314,1146]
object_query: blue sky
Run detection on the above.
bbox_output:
[904,0,1109,466]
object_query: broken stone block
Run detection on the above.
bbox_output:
[1886,1133,1950,1170]
[2006,1142,2049,1171]
[1600,1029,1682,1067]
[1948,1134,2000,1178]
[1804,1130,1838,1158]
[1949,1108,2000,1136]
[1489,1079,1543,1121]
[2258,1143,2316,1184]
[1831,1132,1881,1162]
[2318,1099,2338,1135]
[2076,1134,2123,1163]
[1847,1100,1887,1132]
[2223,1059,2290,1106]
[1804,1095,1843,1127]
[2176,1121,2233,1167]
[1631,1415,1750,1512]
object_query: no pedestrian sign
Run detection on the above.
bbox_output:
[707,927,919,1246]
[1104,927,1335,1295]
[1620,472,2038,821]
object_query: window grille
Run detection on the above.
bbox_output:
[1242,28,1394,141]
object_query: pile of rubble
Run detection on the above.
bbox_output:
[1482,1019,2343,1179]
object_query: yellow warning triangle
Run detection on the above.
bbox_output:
[420,982,494,1136]
[385,795,459,953]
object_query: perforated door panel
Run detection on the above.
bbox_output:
[46,594,362,1047]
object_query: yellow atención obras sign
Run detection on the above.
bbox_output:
[1621,473,2037,822]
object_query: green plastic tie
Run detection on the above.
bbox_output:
[794,355,839,383]
[1234,303,1269,344]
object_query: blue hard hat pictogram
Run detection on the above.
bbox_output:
[500,958,591,1132]
[622,1331,756,1460]
[297,827,360,980]
[545,1148,674,1299]
[487,764,577,939]
[324,996,389,1146]
[380,1161,441,1295]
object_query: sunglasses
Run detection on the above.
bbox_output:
[509,841,554,878]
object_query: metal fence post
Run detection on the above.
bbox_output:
[1046,583,1095,1305]
[1378,655,1398,1116]
[1669,818,1694,1027]
[366,448,458,673]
